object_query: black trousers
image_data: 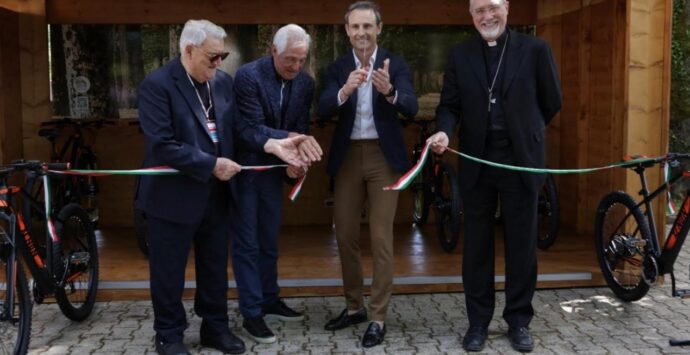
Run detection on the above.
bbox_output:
[147,181,231,343]
[461,143,538,329]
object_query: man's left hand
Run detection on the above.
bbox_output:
[372,58,392,96]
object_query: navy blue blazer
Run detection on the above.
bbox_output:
[317,48,418,176]
[135,57,265,223]
[436,30,562,192]
[234,56,315,171]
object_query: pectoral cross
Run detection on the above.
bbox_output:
[488,92,497,112]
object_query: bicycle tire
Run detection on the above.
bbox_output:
[0,233,32,355]
[78,155,99,228]
[412,161,432,226]
[594,191,652,301]
[434,162,462,252]
[134,207,149,257]
[54,203,99,321]
[537,174,560,250]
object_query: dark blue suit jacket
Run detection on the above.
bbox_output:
[436,30,562,192]
[234,56,314,174]
[135,57,265,223]
[317,48,418,176]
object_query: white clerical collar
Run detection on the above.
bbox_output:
[487,41,498,47]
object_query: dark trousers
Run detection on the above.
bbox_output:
[147,181,230,343]
[461,143,538,329]
[231,170,283,318]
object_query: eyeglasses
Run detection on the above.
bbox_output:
[471,4,503,17]
[195,47,230,62]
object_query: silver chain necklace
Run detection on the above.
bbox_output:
[186,73,213,120]
[488,32,509,112]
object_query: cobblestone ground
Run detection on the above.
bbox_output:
[26,244,690,354]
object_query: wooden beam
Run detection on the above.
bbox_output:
[19,0,51,162]
[0,7,23,164]
[45,0,536,25]
[627,0,672,237]
[0,0,20,12]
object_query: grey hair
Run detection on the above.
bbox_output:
[469,0,507,9]
[344,1,382,25]
[273,24,311,55]
[179,19,227,53]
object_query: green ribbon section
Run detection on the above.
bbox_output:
[446,148,659,174]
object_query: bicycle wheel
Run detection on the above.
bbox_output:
[537,174,560,250]
[412,162,432,226]
[77,154,99,228]
[133,207,149,257]
[434,162,462,252]
[54,203,99,321]
[594,191,652,301]
[0,223,32,355]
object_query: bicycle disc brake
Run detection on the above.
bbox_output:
[642,254,659,286]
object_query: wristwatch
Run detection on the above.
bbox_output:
[385,85,396,98]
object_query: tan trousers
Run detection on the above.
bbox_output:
[333,140,401,322]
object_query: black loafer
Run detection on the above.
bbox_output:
[155,336,191,355]
[361,322,386,348]
[324,308,367,331]
[200,331,246,354]
[508,327,534,352]
[462,326,488,352]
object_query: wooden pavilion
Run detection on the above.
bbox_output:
[0,0,673,299]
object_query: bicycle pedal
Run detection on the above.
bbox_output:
[673,289,690,298]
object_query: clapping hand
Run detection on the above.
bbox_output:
[371,58,392,96]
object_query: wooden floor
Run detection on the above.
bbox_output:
[95,223,605,300]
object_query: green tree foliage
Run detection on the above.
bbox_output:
[671,0,690,153]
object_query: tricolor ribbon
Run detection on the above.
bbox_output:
[288,175,307,202]
[383,143,661,191]
[665,162,677,215]
[383,141,432,191]
[47,164,305,201]
[42,174,60,243]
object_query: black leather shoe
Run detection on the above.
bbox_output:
[361,322,386,348]
[200,331,246,354]
[155,336,191,355]
[508,327,534,352]
[263,299,304,321]
[462,326,488,352]
[243,316,276,344]
[324,308,367,331]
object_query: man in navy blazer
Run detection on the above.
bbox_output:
[231,24,321,344]
[317,1,418,348]
[136,19,311,355]
[428,0,562,352]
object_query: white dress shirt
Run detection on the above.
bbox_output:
[336,47,398,140]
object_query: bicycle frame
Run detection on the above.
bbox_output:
[1,174,62,297]
[627,161,690,282]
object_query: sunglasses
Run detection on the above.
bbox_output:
[196,47,230,62]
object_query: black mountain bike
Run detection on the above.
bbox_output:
[408,118,462,252]
[35,117,107,227]
[0,160,99,354]
[594,153,690,302]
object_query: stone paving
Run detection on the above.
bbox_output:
[26,245,690,354]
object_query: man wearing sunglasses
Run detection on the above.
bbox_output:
[232,24,322,344]
[136,19,313,355]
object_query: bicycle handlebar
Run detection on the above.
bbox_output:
[619,153,690,170]
[0,160,71,178]
[41,117,117,129]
